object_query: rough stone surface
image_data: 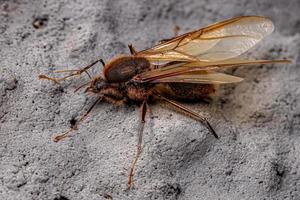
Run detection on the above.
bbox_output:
[0,0,299,200]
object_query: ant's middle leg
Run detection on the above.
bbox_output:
[39,58,105,84]
[127,100,147,189]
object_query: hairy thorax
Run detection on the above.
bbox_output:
[125,81,154,102]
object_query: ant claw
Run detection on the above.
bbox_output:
[53,129,73,142]
[38,74,60,84]
[53,135,66,142]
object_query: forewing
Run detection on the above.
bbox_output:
[134,59,289,83]
[150,71,244,84]
[138,16,274,62]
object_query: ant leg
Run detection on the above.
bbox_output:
[128,44,138,55]
[53,95,103,142]
[128,100,147,189]
[52,59,105,75]
[38,58,105,84]
[156,94,218,139]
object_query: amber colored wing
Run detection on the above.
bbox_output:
[133,59,290,83]
[137,16,274,62]
[149,71,244,84]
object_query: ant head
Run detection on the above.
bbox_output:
[86,77,108,93]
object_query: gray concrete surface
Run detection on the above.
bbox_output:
[0,0,299,199]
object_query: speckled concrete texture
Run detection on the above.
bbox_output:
[0,0,299,199]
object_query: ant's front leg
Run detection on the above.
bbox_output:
[53,95,103,142]
[39,58,105,84]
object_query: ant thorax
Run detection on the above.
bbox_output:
[124,81,154,102]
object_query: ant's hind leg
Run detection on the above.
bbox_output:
[53,95,103,142]
[128,100,147,189]
[38,58,105,84]
[156,94,218,139]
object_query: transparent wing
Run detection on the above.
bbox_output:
[150,71,244,84]
[137,16,274,62]
[134,59,289,83]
